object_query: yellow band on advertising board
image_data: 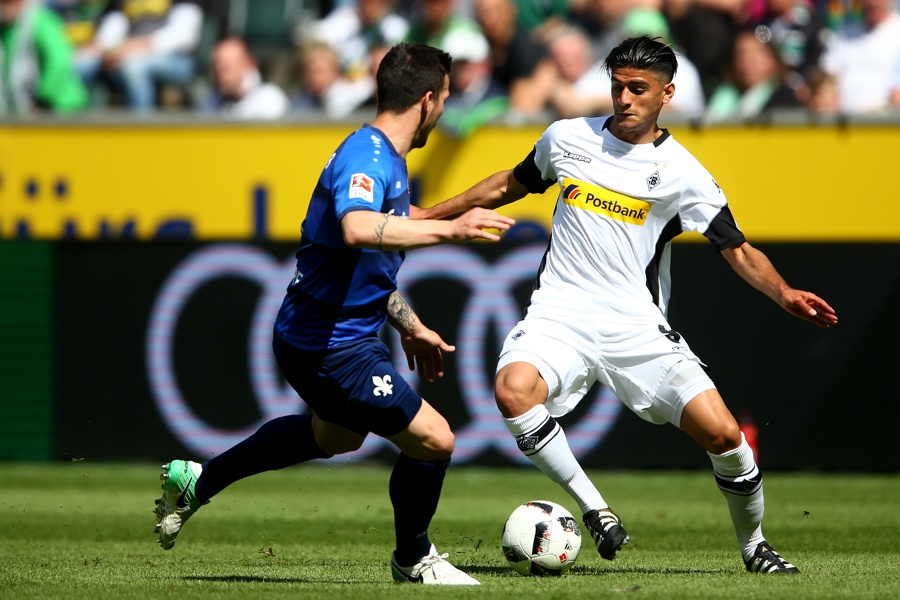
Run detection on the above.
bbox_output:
[1,122,898,241]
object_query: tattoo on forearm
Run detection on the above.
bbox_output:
[374,213,390,251]
[387,291,418,332]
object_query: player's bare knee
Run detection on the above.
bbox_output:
[429,428,455,458]
[495,373,542,418]
[412,429,454,461]
[707,423,743,455]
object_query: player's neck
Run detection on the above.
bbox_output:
[608,121,663,146]
[370,113,416,158]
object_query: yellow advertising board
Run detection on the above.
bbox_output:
[1,121,898,241]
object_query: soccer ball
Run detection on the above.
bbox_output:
[501,500,582,576]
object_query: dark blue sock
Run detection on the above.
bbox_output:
[194,414,331,503]
[389,453,449,566]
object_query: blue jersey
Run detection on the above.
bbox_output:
[275,124,411,350]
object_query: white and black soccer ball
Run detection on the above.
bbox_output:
[501,500,582,576]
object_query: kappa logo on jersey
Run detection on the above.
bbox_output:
[562,148,591,163]
[349,173,375,202]
[512,329,526,341]
[562,177,651,226]
[647,170,661,192]
[372,374,393,396]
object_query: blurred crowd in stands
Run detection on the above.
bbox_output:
[1,0,899,130]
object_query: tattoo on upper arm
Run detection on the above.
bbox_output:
[387,291,418,332]
[374,213,390,251]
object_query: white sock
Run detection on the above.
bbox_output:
[505,404,607,515]
[708,432,766,560]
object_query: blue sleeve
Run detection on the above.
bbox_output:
[331,137,394,219]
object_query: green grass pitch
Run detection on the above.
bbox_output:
[0,463,897,599]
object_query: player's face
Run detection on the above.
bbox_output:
[411,75,450,149]
[608,68,674,143]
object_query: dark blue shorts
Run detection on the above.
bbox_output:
[272,332,422,437]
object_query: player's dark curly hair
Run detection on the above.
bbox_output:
[604,36,678,83]
[376,43,452,114]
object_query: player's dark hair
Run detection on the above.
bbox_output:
[604,36,678,83]
[376,43,452,114]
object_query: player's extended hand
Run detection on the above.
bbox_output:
[780,289,838,329]
[449,207,515,243]
[399,325,456,382]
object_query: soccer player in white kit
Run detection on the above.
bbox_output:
[418,36,838,574]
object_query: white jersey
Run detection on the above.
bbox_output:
[516,116,744,328]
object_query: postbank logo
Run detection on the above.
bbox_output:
[562,177,650,225]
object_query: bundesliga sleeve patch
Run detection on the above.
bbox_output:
[349,173,375,202]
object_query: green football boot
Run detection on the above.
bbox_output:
[153,460,203,550]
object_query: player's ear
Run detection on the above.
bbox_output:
[421,90,434,114]
[662,81,675,105]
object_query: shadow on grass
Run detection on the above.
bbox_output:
[184,576,313,584]
[463,565,730,577]
[573,566,731,576]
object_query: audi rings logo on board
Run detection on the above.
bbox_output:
[146,244,622,463]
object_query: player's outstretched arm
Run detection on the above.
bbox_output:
[416,169,530,221]
[387,291,455,382]
[342,207,514,251]
[722,242,838,329]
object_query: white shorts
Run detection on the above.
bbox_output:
[496,316,715,427]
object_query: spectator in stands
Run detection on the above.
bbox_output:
[80,0,203,110]
[201,37,289,120]
[819,0,900,114]
[804,66,840,114]
[405,0,482,50]
[514,0,569,41]
[545,24,602,118]
[295,0,409,80]
[548,25,594,87]
[821,0,862,32]
[705,27,803,121]
[292,40,375,118]
[0,0,88,114]
[369,41,392,78]
[750,0,826,103]
[440,26,508,137]
[47,0,109,84]
[547,15,705,119]
[664,0,744,98]
[474,0,557,115]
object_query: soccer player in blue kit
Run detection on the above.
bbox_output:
[152,43,514,585]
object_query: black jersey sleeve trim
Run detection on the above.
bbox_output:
[704,205,747,252]
[523,235,554,319]
[645,215,682,307]
[513,147,556,194]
